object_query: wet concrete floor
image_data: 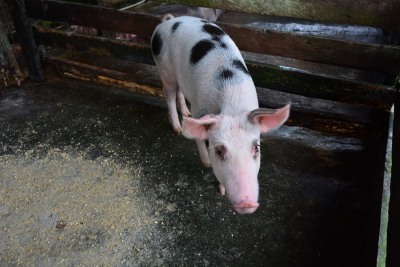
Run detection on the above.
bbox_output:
[0,77,374,266]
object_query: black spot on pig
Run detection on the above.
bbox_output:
[202,24,225,37]
[215,68,237,90]
[220,69,234,80]
[172,22,181,33]
[210,36,226,48]
[151,31,163,56]
[232,59,249,75]
[201,19,211,24]
[190,40,216,64]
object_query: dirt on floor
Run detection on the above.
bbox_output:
[0,77,376,266]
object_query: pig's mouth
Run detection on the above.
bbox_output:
[233,201,259,214]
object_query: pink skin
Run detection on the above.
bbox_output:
[182,105,290,214]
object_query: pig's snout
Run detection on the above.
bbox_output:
[234,201,259,214]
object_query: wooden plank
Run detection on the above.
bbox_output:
[375,106,393,267]
[219,22,400,76]
[25,1,400,75]
[256,87,376,125]
[160,0,400,29]
[33,25,397,110]
[386,93,400,267]
[5,0,44,82]
[44,53,164,97]
[247,61,397,110]
[44,50,381,139]
[363,109,392,267]
[33,24,154,65]
[25,0,161,39]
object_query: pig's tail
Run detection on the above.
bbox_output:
[162,14,174,22]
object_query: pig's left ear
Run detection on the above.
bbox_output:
[182,115,220,140]
[248,104,290,133]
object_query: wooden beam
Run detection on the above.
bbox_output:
[247,61,396,110]
[219,22,400,76]
[386,92,400,267]
[43,50,380,139]
[33,24,154,65]
[25,0,161,39]
[33,25,397,110]
[160,0,400,29]
[25,1,400,75]
[44,53,164,97]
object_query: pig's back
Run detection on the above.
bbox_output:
[152,16,256,116]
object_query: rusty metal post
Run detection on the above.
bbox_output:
[5,0,44,82]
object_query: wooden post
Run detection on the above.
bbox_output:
[386,83,400,267]
[5,0,44,82]
[0,16,23,86]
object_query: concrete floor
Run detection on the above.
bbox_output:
[0,77,375,266]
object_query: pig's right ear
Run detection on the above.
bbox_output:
[248,104,290,133]
[182,115,219,140]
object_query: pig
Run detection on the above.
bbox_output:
[151,15,290,214]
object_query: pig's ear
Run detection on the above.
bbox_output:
[182,115,219,140]
[248,104,290,133]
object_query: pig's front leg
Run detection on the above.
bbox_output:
[196,139,211,167]
[177,89,191,117]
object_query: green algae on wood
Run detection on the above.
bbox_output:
[161,0,400,29]
[25,1,400,75]
[247,61,396,110]
[33,24,396,111]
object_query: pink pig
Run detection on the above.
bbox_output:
[151,15,290,214]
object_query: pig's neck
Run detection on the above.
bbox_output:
[220,80,259,116]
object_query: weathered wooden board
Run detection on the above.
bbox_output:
[44,49,381,139]
[33,25,396,110]
[387,96,400,267]
[44,53,164,97]
[25,0,400,75]
[247,61,396,110]
[33,24,154,65]
[160,0,400,29]
[25,0,161,39]
[219,22,400,76]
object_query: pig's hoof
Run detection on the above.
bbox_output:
[181,108,191,117]
[174,128,181,134]
[219,184,226,195]
[201,160,211,168]
[172,123,182,133]
[234,201,259,214]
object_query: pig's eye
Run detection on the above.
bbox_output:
[215,145,226,161]
[253,144,260,159]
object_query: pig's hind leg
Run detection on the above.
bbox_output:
[160,75,182,133]
[177,89,191,117]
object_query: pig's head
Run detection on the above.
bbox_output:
[182,105,290,214]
